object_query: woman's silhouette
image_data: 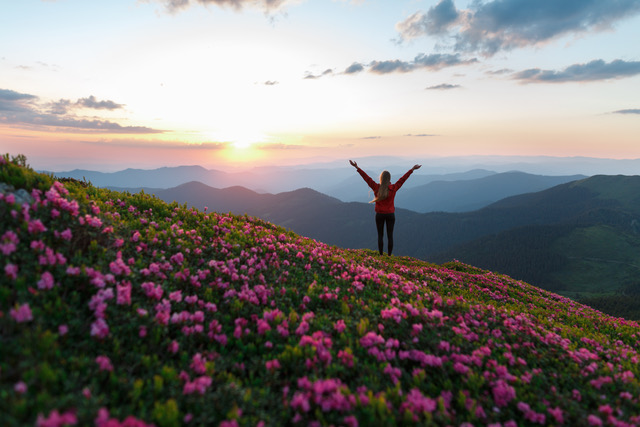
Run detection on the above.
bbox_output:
[350,160,421,255]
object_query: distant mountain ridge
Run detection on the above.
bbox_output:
[52,164,585,213]
[399,171,584,212]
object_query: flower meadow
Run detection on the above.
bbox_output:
[2,155,640,427]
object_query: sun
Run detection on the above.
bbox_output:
[212,129,267,150]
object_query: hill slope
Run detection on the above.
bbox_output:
[429,176,640,311]
[2,157,640,426]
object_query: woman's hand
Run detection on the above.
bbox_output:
[349,160,358,168]
[412,164,422,171]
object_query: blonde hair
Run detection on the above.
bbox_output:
[371,170,391,203]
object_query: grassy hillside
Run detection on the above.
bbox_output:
[2,155,640,426]
[430,175,640,319]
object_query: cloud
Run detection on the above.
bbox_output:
[404,133,438,137]
[0,89,38,112]
[262,80,279,86]
[360,136,381,140]
[486,68,513,76]
[77,95,124,110]
[33,116,164,134]
[611,109,640,115]
[48,96,124,115]
[304,69,334,79]
[512,59,640,83]
[157,0,294,13]
[396,0,459,38]
[426,83,460,90]
[369,53,477,74]
[397,0,640,56]
[344,62,365,74]
[0,88,163,134]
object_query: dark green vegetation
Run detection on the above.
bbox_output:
[429,176,640,319]
[3,154,640,425]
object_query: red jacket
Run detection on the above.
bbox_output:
[356,167,414,214]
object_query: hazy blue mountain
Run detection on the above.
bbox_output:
[324,169,497,205]
[399,171,586,212]
[49,155,640,196]
[54,164,585,213]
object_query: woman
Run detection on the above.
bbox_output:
[350,160,421,255]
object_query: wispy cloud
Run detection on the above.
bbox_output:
[397,0,640,56]
[78,139,228,150]
[512,59,640,83]
[611,109,640,115]
[48,95,124,115]
[370,53,477,74]
[304,69,334,79]
[0,88,163,134]
[157,0,295,13]
[404,133,438,137]
[0,88,38,112]
[361,136,381,140]
[335,53,476,77]
[426,83,460,90]
[344,62,365,75]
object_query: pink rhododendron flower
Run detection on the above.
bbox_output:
[0,230,18,255]
[492,379,516,407]
[5,263,19,280]
[96,355,114,372]
[28,219,47,234]
[58,324,68,336]
[10,303,33,323]
[190,353,207,374]
[334,319,346,333]
[90,318,110,339]
[116,281,132,305]
[588,415,603,426]
[266,359,281,371]
[402,388,436,415]
[37,271,55,290]
[183,375,212,395]
[36,409,77,427]
[14,381,27,394]
[257,319,271,335]
[169,290,183,302]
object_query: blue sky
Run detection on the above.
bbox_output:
[1,0,640,171]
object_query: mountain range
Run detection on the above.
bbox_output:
[51,164,585,213]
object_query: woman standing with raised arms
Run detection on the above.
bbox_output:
[349,160,421,256]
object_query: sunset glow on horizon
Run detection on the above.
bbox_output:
[2,0,640,172]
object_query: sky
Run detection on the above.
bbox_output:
[1,0,640,172]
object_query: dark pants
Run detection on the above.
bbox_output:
[375,213,395,255]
